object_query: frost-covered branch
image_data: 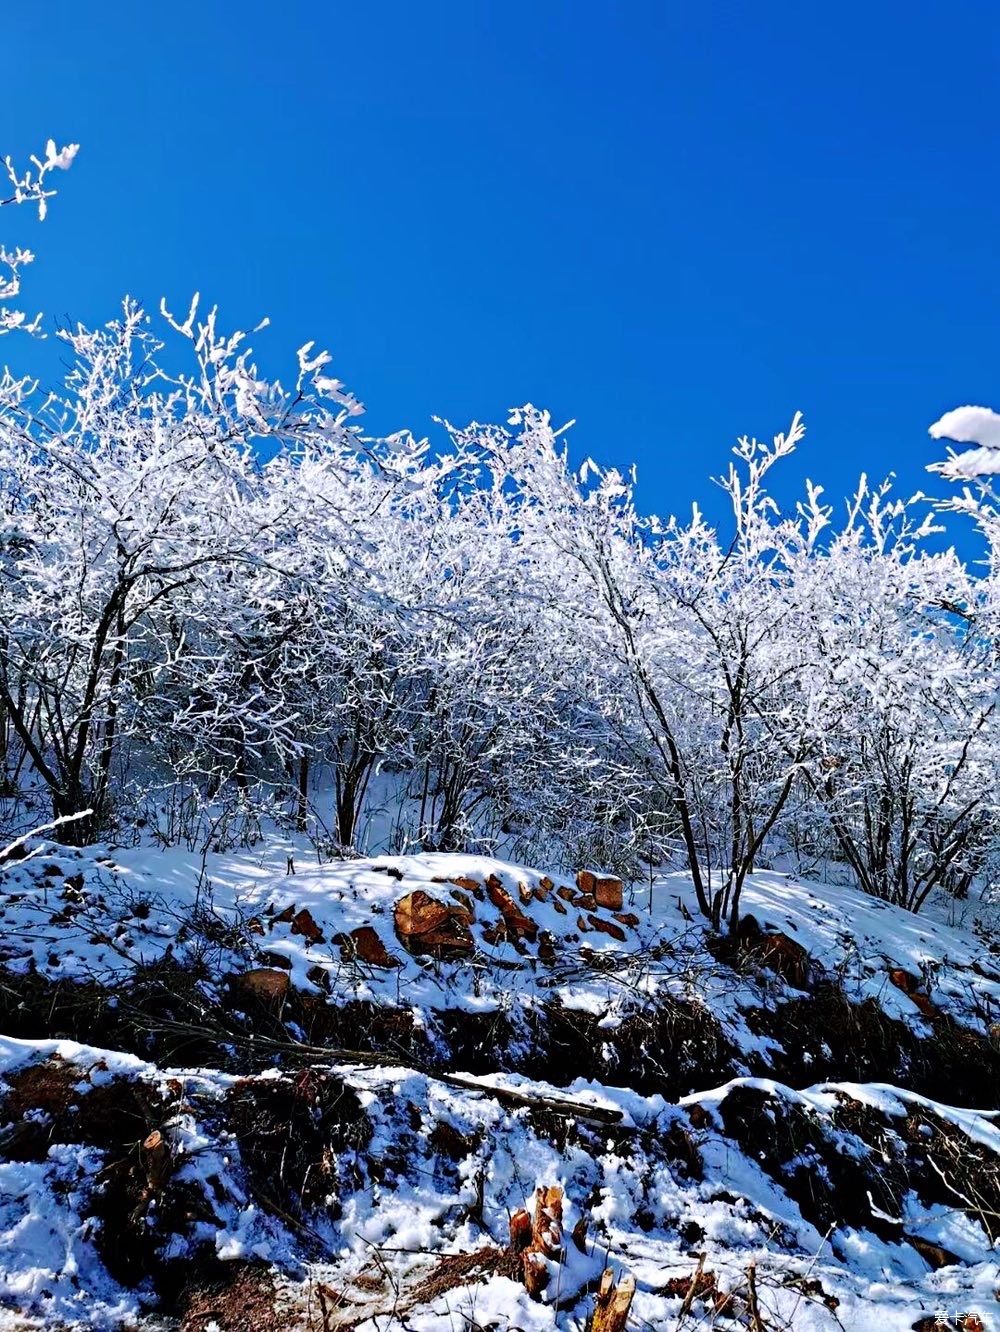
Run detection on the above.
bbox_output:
[0,140,78,335]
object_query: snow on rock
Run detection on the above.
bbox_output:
[2,840,995,1060]
[0,1030,995,1329]
[0,841,997,1327]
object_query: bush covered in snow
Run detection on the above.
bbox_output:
[2,144,999,926]
[1,137,1000,1332]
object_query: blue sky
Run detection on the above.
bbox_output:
[5,1,999,529]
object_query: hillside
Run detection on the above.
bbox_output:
[0,837,997,1331]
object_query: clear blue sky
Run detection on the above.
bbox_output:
[5,1,999,528]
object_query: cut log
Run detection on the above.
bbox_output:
[486,881,538,941]
[594,876,624,911]
[120,1016,628,1128]
[393,891,474,959]
[442,1075,623,1127]
[334,925,400,968]
[227,968,290,1011]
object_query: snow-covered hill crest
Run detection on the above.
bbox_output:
[0,840,997,1329]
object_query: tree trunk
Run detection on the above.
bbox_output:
[296,753,309,831]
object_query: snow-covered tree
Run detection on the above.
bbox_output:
[788,478,997,909]
[0,297,364,840]
[1,139,78,336]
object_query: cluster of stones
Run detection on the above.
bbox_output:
[391,868,637,965]
[231,867,637,1007]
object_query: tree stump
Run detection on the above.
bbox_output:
[508,1184,564,1298]
[589,1268,636,1332]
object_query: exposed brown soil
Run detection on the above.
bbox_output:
[746,981,1000,1109]
[224,1068,371,1222]
[715,1082,1000,1262]
[177,1262,280,1332]
[438,992,740,1099]
[0,1055,169,1164]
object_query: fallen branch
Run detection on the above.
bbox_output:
[116,1006,628,1128]
[0,809,95,866]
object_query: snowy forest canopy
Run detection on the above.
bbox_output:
[2,142,999,929]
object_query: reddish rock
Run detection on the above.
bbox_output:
[888,967,936,1017]
[228,968,289,1010]
[272,904,295,925]
[449,888,476,916]
[889,967,921,995]
[517,882,534,906]
[588,914,627,942]
[537,932,557,965]
[334,925,400,968]
[482,921,502,946]
[687,1103,711,1129]
[594,876,624,911]
[556,886,576,902]
[905,1234,960,1270]
[486,881,537,941]
[260,950,292,971]
[552,897,567,916]
[290,907,325,945]
[451,875,482,893]
[576,869,624,910]
[576,869,597,895]
[761,932,809,988]
[393,891,474,959]
[577,914,590,933]
[615,912,640,927]
[538,876,555,892]
[737,915,809,988]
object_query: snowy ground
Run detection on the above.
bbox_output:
[0,837,997,1329]
[2,837,997,1044]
